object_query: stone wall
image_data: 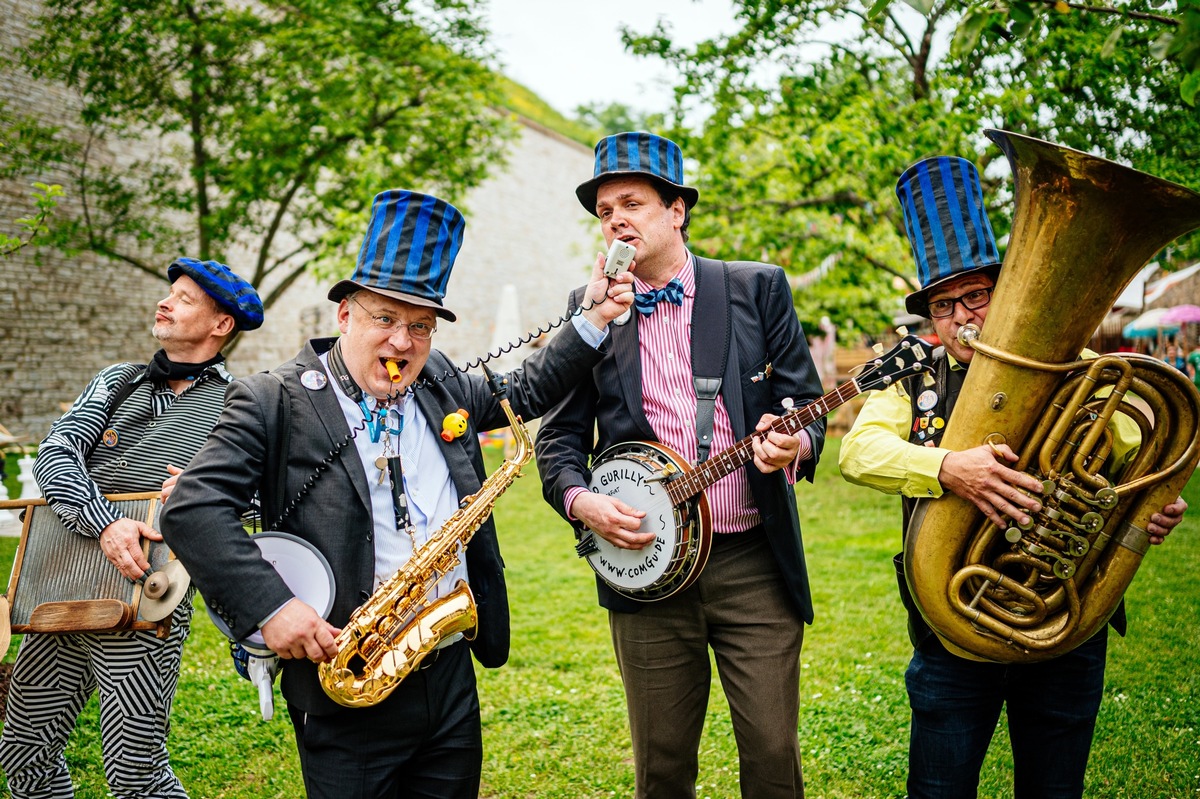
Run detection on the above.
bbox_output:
[0,0,170,444]
[1,0,600,443]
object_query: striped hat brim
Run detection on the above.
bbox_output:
[904,262,1002,318]
[328,279,457,322]
[575,171,699,217]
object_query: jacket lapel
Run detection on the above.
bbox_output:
[412,368,481,501]
[292,340,373,516]
[613,311,656,440]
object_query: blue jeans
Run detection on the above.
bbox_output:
[905,628,1108,799]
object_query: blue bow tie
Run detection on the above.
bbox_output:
[634,279,685,315]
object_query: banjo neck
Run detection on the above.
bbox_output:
[662,377,863,507]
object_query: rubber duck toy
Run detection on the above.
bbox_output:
[441,409,470,442]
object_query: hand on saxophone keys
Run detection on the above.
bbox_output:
[260,597,341,663]
[937,443,1045,530]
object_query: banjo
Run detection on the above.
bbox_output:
[577,333,934,601]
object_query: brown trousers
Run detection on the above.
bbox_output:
[610,529,806,799]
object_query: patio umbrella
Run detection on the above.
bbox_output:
[1160,304,1200,325]
[1122,306,1180,338]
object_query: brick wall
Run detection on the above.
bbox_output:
[1,0,601,443]
[0,0,171,443]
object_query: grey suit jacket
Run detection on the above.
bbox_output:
[535,257,826,619]
[162,324,604,715]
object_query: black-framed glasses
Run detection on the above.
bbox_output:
[927,287,994,319]
[350,296,436,340]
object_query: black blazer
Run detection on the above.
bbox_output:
[162,325,604,715]
[534,256,826,619]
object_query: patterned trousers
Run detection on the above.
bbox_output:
[0,602,192,799]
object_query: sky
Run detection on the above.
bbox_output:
[482,0,739,118]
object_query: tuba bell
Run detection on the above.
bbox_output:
[904,129,1200,664]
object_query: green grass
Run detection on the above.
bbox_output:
[2,438,1198,798]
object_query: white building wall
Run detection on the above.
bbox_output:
[234,119,600,376]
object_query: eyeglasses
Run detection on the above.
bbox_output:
[350,296,436,340]
[927,287,994,319]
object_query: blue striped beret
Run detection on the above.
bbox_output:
[167,258,264,331]
[896,156,1002,317]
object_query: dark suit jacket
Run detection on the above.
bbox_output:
[534,256,826,620]
[161,325,604,715]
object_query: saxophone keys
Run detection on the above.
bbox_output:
[380,649,404,678]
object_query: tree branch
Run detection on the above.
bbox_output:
[1031,0,1180,27]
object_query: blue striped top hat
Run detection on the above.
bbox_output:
[576,131,699,216]
[896,156,1002,317]
[167,258,264,331]
[328,190,465,321]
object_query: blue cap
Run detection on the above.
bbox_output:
[328,190,464,322]
[576,131,699,216]
[166,258,264,331]
[896,156,1002,317]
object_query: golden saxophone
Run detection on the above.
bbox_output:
[904,130,1200,664]
[319,365,532,707]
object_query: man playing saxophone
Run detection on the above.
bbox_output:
[160,189,634,798]
[839,156,1188,799]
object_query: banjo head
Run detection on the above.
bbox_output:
[584,442,710,600]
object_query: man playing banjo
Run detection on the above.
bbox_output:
[535,131,826,799]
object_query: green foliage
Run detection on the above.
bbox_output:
[572,101,665,137]
[621,1,1200,339]
[2,442,1198,797]
[8,0,516,303]
[0,101,66,258]
[0,182,63,258]
[929,0,1200,106]
[495,76,599,146]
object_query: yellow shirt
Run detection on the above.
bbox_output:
[839,350,1140,498]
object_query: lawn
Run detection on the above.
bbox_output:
[1,438,1198,798]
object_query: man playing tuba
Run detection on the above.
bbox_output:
[839,156,1188,799]
[161,189,634,798]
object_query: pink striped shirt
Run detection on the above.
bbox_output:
[567,255,810,533]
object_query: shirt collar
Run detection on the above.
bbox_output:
[631,251,696,297]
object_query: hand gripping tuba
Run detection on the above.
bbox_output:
[319,365,532,707]
[904,130,1200,664]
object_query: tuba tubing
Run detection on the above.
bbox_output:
[904,129,1200,664]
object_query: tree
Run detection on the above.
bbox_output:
[622,1,1200,337]
[0,182,63,258]
[9,0,515,314]
[572,102,664,137]
[0,103,64,258]
[881,0,1200,106]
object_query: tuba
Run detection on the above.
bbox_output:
[319,365,532,707]
[904,129,1200,664]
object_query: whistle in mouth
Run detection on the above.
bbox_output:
[385,360,403,383]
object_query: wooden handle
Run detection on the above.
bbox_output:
[28,599,135,632]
